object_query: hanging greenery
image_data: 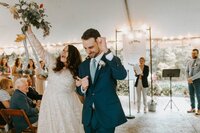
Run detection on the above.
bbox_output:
[0,0,51,38]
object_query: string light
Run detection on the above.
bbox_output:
[1,31,200,50]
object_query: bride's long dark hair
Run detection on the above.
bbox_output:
[53,45,82,79]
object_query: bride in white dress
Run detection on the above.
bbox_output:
[26,27,84,133]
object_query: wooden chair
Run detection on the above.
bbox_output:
[0,124,6,131]
[0,102,8,132]
[0,111,6,130]
[0,109,37,133]
[0,115,7,132]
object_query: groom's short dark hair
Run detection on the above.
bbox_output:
[193,48,199,54]
[81,28,101,40]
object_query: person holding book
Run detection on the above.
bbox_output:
[134,57,149,113]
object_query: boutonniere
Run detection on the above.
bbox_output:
[98,60,106,70]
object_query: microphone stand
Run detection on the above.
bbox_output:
[126,70,135,119]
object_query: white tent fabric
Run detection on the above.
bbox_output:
[0,0,200,47]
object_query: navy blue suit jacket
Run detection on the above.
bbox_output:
[10,89,38,133]
[77,54,127,128]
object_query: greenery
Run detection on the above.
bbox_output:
[13,0,51,36]
[17,69,23,75]
[40,70,48,78]
[0,66,6,73]
[146,81,188,96]
[0,0,51,37]
[24,69,32,75]
[117,80,129,95]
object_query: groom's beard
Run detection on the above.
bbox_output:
[193,56,198,59]
[88,51,101,58]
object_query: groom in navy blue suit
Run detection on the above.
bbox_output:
[76,28,127,133]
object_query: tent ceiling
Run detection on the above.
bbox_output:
[0,0,200,47]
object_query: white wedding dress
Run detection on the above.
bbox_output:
[27,33,84,133]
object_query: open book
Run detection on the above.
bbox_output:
[133,64,142,75]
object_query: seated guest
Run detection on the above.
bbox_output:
[10,78,39,133]
[24,75,42,101]
[0,78,13,108]
[0,78,13,126]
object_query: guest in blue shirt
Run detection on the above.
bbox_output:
[186,49,200,115]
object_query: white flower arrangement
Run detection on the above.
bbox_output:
[98,60,106,70]
[40,70,48,78]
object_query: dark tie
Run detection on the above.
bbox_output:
[191,59,196,76]
[90,58,96,83]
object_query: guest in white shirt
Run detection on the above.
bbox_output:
[0,78,13,108]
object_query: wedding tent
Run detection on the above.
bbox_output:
[0,1,200,133]
[1,0,200,47]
